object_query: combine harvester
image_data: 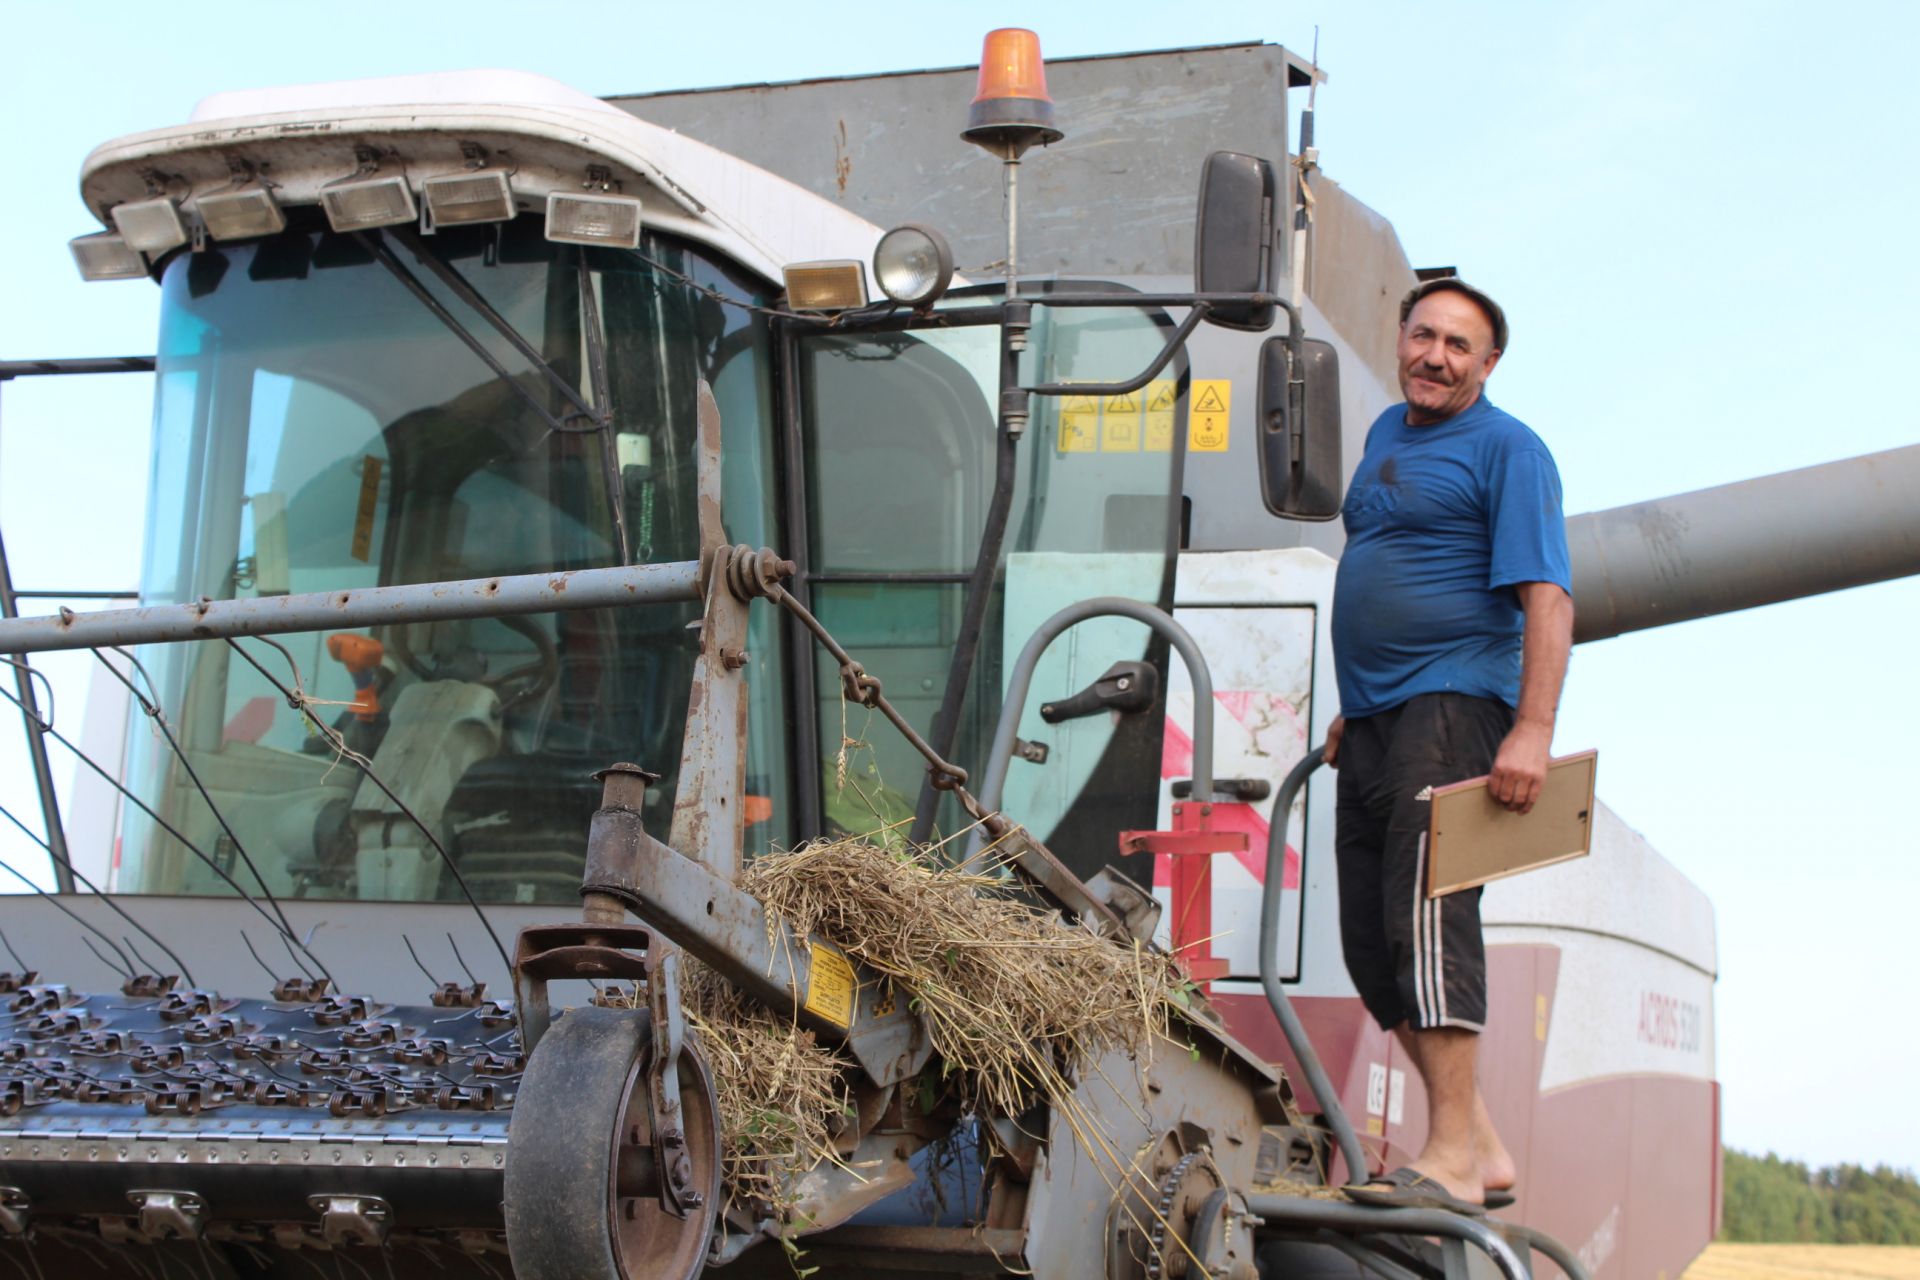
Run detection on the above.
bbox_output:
[0,32,1916,1280]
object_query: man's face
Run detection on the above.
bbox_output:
[1396,291,1502,425]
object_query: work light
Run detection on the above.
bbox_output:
[422,172,516,227]
[69,232,147,282]
[197,188,287,241]
[320,175,418,233]
[546,192,643,248]
[110,197,189,255]
[783,260,869,311]
[873,224,954,307]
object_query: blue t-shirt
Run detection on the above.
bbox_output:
[1332,396,1571,719]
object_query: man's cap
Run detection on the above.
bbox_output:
[1399,278,1509,353]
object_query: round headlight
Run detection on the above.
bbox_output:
[873,224,954,307]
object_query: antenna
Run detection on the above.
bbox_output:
[1292,26,1323,315]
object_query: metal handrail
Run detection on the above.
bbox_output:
[1246,1194,1532,1280]
[1261,745,1370,1187]
[0,561,702,655]
[967,596,1218,862]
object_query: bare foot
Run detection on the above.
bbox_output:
[1406,1142,1484,1204]
[1472,1096,1516,1192]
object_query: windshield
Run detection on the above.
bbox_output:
[117,214,789,902]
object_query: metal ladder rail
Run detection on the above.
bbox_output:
[1247,1195,1533,1280]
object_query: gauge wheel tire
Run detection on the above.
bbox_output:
[504,1006,721,1280]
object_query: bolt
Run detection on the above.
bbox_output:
[669,1153,694,1188]
[1116,676,1132,691]
[720,647,748,670]
[592,762,659,811]
[683,1190,705,1208]
[659,1128,685,1150]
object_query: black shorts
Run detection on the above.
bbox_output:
[1334,693,1513,1033]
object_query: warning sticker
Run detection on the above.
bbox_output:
[1189,380,1231,452]
[804,942,858,1029]
[350,456,384,562]
[1144,380,1177,452]
[1057,395,1099,453]
[1100,390,1142,452]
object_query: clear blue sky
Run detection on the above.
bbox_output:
[2,0,1915,1172]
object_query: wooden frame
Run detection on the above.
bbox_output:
[1426,750,1598,898]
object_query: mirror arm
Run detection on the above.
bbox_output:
[1285,305,1307,465]
[1023,302,1211,398]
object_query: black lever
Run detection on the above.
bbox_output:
[1039,661,1158,724]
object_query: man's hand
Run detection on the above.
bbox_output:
[1488,718,1552,813]
[1324,715,1345,768]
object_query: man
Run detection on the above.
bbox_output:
[1326,279,1573,1214]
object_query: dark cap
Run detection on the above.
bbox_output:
[1399,278,1509,353]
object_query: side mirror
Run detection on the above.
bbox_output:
[1256,336,1342,520]
[1193,151,1276,331]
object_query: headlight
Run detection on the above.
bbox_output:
[873,224,954,307]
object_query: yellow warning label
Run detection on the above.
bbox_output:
[1144,380,1176,452]
[1366,1114,1384,1136]
[350,456,383,563]
[1535,993,1548,1042]
[804,942,858,1029]
[1100,390,1142,452]
[1189,380,1231,452]
[1057,395,1099,453]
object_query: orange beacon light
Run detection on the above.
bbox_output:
[963,28,1064,157]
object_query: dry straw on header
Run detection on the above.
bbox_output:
[686,835,1194,1218]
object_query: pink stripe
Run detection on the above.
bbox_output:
[1160,716,1195,780]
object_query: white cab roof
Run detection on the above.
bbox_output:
[82,69,886,283]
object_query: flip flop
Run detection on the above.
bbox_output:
[1484,1189,1516,1211]
[1343,1167,1487,1216]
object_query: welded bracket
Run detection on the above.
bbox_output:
[127,1190,204,1242]
[309,1194,392,1248]
[512,923,652,1057]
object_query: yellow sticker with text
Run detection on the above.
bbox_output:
[1535,993,1549,1042]
[804,942,857,1029]
[1189,380,1231,452]
[1100,390,1142,452]
[350,456,383,562]
[1058,395,1099,453]
[1144,380,1176,452]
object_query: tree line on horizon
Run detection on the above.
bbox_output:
[1721,1149,1920,1243]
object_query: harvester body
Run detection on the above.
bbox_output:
[0,42,1915,1280]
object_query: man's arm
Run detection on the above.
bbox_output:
[1488,582,1574,813]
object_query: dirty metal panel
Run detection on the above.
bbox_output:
[1022,1041,1267,1280]
[610,44,1302,281]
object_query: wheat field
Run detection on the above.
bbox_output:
[1680,1244,1920,1279]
